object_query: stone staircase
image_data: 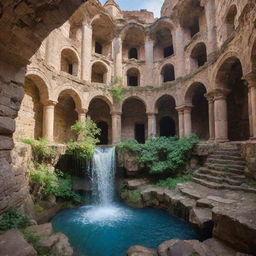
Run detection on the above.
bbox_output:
[191,144,256,193]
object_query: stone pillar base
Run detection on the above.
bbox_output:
[215,138,229,143]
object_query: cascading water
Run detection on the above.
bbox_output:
[91,146,116,205]
[52,146,203,256]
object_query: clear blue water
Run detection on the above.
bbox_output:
[52,202,203,256]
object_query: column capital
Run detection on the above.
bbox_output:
[210,88,230,100]
[111,111,122,116]
[204,92,214,103]
[43,100,58,106]
[146,112,157,117]
[244,72,256,88]
[76,108,88,115]
[175,105,193,112]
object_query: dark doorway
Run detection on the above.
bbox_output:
[164,45,174,58]
[160,116,176,137]
[190,19,200,37]
[97,121,108,145]
[68,64,73,75]
[129,48,138,59]
[135,124,145,144]
[95,42,103,54]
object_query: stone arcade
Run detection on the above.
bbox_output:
[0,0,256,255]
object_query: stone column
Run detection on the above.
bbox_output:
[205,0,217,53]
[76,108,88,122]
[247,74,256,139]
[113,36,123,78]
[42,101,57,142]
[111,112,122,144]
[213,89,230,142]
[176,106,184,138]
[147,112,157,137]
[205,93,215,141]
[184,106,193,136]
[174,25,185,77]
[81,23,92,81]
[145,36,154,86]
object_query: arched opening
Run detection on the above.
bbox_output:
[179,0,202,39]
[69,23,82,41]
[149,21,174,61]
[92,15,114,57]
[88,97,112,145]
[122,98,147,143]
[225,5,237,38]
[127,68,140,86]
[61,48,79,76]
[129,48,138,59]
[96,121,108,145]
[185,83,209,140]
[54,92,78,143]
[190,43,207,71]
[14,75,46,140]
[95,41,103,54]
[155,95,178,137]
[91,62,108,83]
[216,57,249,141]
[160,117,176,137]
[161,64,175,82]
[122,26,145,60]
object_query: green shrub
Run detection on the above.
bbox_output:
[0,208,30,231]
[29,164,83,204]
[109,77,125,103]
[67,118,100,159]
[21,138,57,163]
[117,135,199,174]
[155,174,192,190]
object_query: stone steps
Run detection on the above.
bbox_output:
[194,171,243,186]
[199,167,246,180]
[207,158,246,167]
[209,154,244,161]
[191,177,256,193]
[213,150,241,157]
[206,163,245,174]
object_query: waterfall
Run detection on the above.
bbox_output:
[90,146,116,205]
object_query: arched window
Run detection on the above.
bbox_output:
[91,62,108,83]
[61,49,79,76]
[190,43,207,70]
[161,64,175,82]
[190,18,200,38]
[225,5,237,38]
[129,48,138,59]
[95,42,103,54]
[127,68,140,86]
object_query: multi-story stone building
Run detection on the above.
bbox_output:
[13,0,256,148]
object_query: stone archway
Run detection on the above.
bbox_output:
[216,57,250,141]
[155,95,178,137]
[88,97,112,145]
[122,97,147,143]
[185,82,209,140]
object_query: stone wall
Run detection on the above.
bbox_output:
[0,0,85,213]
[14,79,43,140]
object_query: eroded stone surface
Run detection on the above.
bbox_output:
[0,229,37,256]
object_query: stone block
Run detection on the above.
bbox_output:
[0,116,15,134]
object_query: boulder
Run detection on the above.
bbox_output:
[127,245,157,256]
[26,223,73,256]
[0,229,37,256]
[127,179,149,190]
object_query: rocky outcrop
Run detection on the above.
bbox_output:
[26,223,73,256]
[117,151,140,176]
[157,238,251,256]
[0,229,37,256]
[127,245,157,256]
[123,178,256,254]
